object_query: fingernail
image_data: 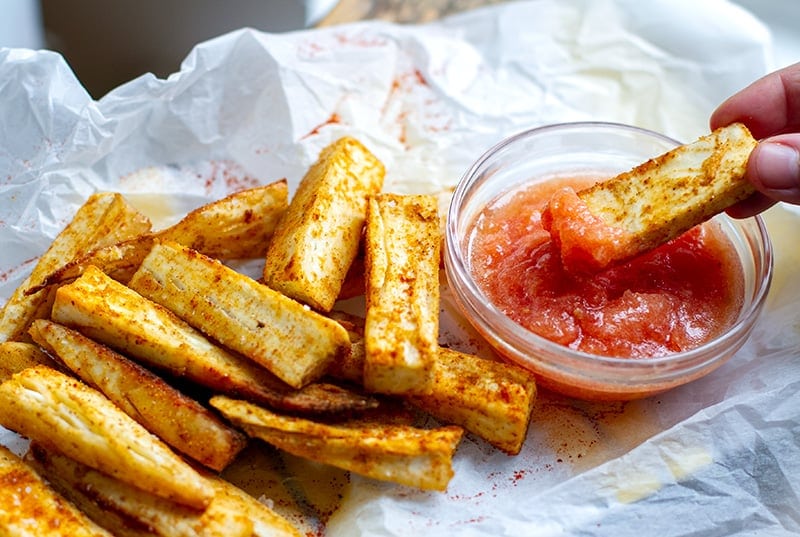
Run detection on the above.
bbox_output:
[753,142,800,192]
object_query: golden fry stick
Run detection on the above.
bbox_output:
[25,180,288,295]
[129,241,350,389]
[29,319,247,471]
[0,192,151,342]
[543,123,758,271]
[0,445,113,537]
[263,137,385,312]
[157,179,288,259]
[363,193,440,395]
[211,395,463,491]
[328,312,537,454]
[0,341,58,381]
[51,266,373,414]
[0,365,214,509]
[26,445,255,537]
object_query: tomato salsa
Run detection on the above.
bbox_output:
[466,176,744,358]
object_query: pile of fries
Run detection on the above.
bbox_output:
[0,137,537,536]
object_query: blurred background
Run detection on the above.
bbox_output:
[0,0,797,99]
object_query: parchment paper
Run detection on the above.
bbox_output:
[2,0,798,535]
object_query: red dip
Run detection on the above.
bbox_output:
[466,176,745,358]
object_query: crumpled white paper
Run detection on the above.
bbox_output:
[2,0,798,535]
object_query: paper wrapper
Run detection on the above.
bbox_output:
[2,0,798,535]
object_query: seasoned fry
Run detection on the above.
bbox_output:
[363,193,440,395]
[0,365,214,509]
[0,192,151,342]
[328,312,537,454]
[211,395,463,491]
[25,235,156,295]
[29,319,247,471]
[51,266,373,414]
[407,347,536,455]
[158,179,288,259]
[25,180,289,295]
[0,341,58,381]
[0,445,113,537]
[129,241,351,389]
[543,123,758,271]
[26,445,256,537]
[263,137,385,312]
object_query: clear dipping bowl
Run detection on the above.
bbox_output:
[444,122,773,400]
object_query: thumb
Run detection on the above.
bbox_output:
[747,135,800,205]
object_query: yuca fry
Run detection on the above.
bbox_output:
[263,137,385,312]
[0,341,58,381]
[363,193,440,396]
[542,122,758,272]
[0,192,151,342]
[327,312,537,454]
[211,395,464,491]
[406,347,536,455]
[0,445,113,537]
[0,365,214,509]
[158,178,288,259]
[29,319,247,471]
[129,241,350,389]
[26,180,289,295]
[51,266,374,414]
[26,445,256,537]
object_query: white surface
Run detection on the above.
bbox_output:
[732,0,800,69]
[1,1,799,535]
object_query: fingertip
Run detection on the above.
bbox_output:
[748,139,800,204]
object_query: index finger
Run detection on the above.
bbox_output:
[710,62,800,139]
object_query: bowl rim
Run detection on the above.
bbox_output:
[444,120,774,377]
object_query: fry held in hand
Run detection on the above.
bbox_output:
[29,319,247,471]
[211,395,463,491]
[363,193,440,396]
[0,365,214,509]
[543,123,758,272]
[263,137,385,312]
[0,445,113,537]
[128,240,351,389]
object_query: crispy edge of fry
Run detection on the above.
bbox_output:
[327,312,537,454]
[0,192,152,343]
[263,137,385,312]
[0,445,113,537]
[24,234,157,296]
[52,265,374,414]
[129,240,351,389]
[28,319,247,472]
[26,444,255,537]
[211,395,463,492]
[363,193,440,396]
[158,179,289,259]
[0,365,214,509]
[0,341,58,382]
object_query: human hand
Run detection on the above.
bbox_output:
[710,62,800,217]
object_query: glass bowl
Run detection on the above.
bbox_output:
[444,122,773,400]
